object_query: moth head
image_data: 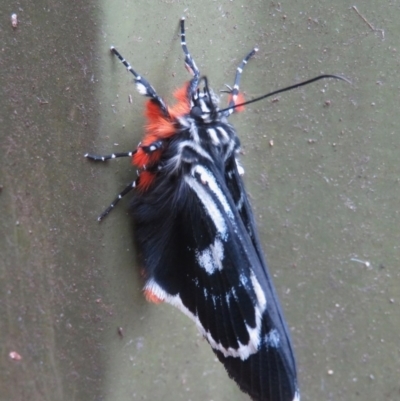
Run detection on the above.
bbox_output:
[190,76,220,123]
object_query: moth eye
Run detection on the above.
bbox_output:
[190,105,203,119]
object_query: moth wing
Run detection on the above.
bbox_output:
[133,159,298,401]
[222,157,300,400]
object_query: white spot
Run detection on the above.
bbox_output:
[225,292,231,305]
[265,328,280,348]
[225,287,237,306]
[239,273,249,288]
[185,176,227,239]
[237,67,243,74]
[196,238,224,274]
[135,81,147,95]
[211,294,218,308]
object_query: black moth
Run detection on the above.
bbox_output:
[86,17,346,401]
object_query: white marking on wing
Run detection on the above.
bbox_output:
[192,165,234,220]
[196,238,224,274]
[265,328,280,348]
[239,272,249,288]
[185,175,227,239]
[225,287,237,306]
[250,272,267,312]
[144,279,263,360]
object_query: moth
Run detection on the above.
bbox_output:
[86,17,346,401]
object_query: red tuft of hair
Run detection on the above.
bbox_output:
[133,83,191,190]
[228,92,245,112]
[144,288,164,304]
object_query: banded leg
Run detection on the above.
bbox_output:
[180,17,200,95]
[223,48,258,117]
[98,180,137,221]
[84,151,136,162]
[110,46,169,117]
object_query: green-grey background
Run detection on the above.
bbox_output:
[1,0,399,400]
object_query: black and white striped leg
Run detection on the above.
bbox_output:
[84,151,136,162]
[223,48,258,117]
[98,180,137,221]
[110,46,170,117]
[180,17,200,95]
